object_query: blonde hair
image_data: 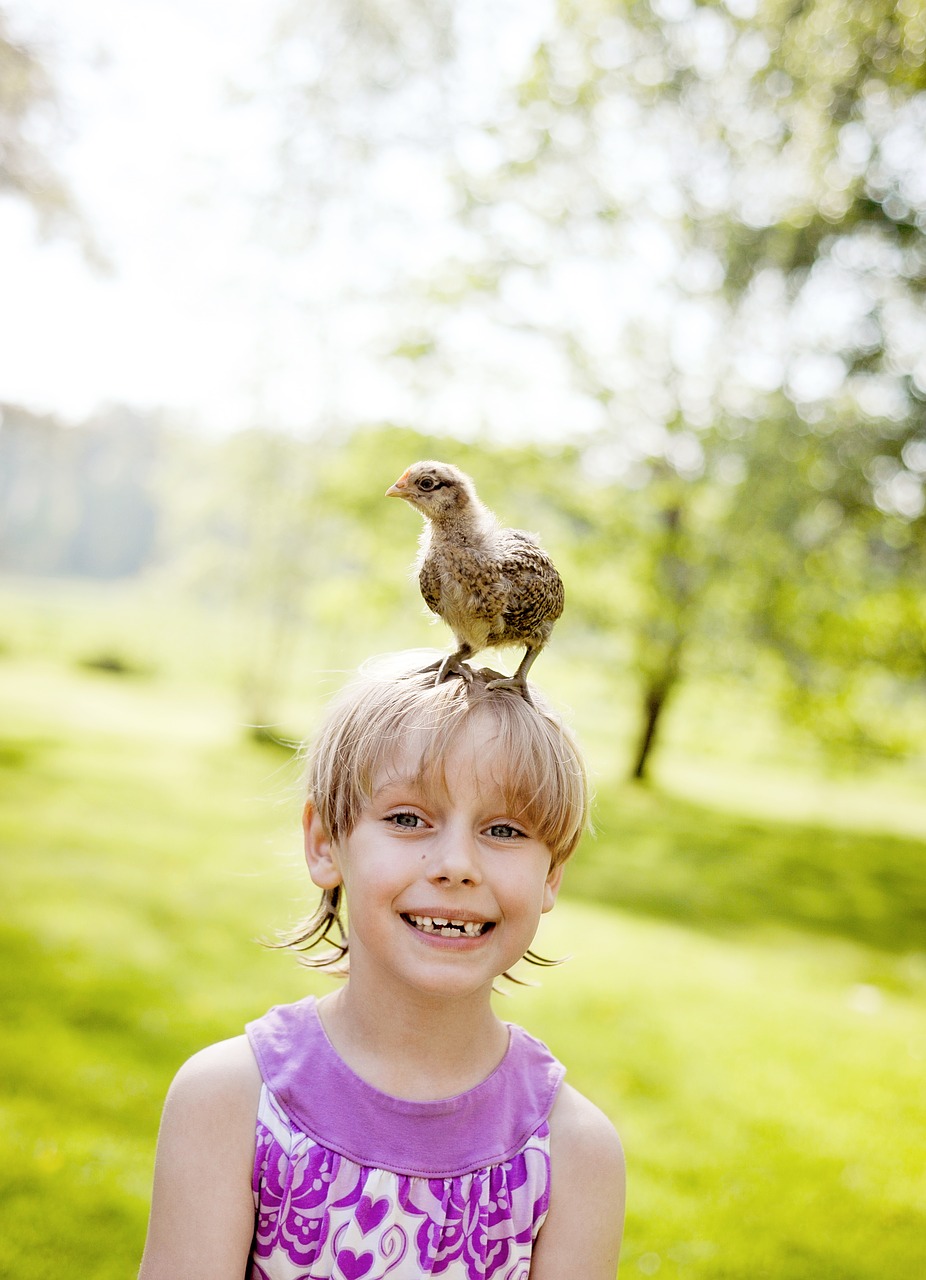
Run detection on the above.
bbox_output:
[283,658,589,973]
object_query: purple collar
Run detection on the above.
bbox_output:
[246,996,564,1178]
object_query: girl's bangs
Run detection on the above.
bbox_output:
[290,661,589,974]
[343,678,587,864]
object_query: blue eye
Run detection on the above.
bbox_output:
[487,823,523,839]
[391,812,422,828]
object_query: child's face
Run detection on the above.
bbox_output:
[304,710,564,1003]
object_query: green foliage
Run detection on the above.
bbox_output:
[412,0,926,774]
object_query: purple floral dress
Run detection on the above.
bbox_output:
[245,997,564,1280]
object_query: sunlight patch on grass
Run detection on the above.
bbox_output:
[662,751,926,840]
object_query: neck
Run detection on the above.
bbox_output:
[317,979,508,1100]
[426,499,494,543]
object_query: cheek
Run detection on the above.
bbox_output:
[339,847,402,897]
[500,861,554,911]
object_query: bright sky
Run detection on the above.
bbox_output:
[1,0,600,439]
[1,0,280,427]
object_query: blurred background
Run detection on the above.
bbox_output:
[1,0,924,1275]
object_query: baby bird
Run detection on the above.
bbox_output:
[386,460,564,702]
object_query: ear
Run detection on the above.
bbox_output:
[541,860,565,914]
[303,803,343,890]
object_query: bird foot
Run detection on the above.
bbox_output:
[484,675,534,706]
[435,656,475,686]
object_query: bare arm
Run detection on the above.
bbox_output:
[530,1083,626,1279]
[138,1035,262,1280]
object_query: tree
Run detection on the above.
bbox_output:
[0,6,81,236]
[405,0,926,776]
[0,401,162,577]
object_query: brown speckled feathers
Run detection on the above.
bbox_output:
[386,461,563,698]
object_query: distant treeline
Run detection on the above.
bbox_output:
[1,402,923,771]
[0,402,163,578]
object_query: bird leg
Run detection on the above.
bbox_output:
[485,645,542,704]
[435,644,475,686]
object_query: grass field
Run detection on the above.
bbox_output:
[1,585,925,1278]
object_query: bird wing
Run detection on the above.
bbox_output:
[495,530,565,635]
[418,556,443,616]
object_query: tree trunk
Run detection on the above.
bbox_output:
[629,685,664,781]
[630,658,680,781]
[630,492,688,781]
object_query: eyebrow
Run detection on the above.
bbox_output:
[373,769,534,818]
[371,772,440,800]
[374,768,428,788]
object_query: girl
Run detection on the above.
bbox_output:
[139,660,625,1279]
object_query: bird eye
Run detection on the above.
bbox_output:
[418,476,436,491]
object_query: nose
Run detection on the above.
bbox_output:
[426,826,483,887]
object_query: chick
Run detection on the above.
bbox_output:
[386,460,564,701]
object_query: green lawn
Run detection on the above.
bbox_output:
[1,647,924,1278]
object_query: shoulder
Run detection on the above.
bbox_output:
[548,1082,624,1180]
[155,1034,263,1180]
[530,1083,625,1280]
[138,1037,263,1279]
[164,1034,263,1121]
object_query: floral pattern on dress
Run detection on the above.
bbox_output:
[250,1088,551,1280]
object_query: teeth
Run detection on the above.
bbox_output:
[407,914,487,937]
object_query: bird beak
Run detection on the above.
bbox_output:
[385,469,411,498]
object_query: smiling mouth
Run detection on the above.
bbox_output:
[403,914,494,938]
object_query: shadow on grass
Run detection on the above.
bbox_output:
[569,783,926,953]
